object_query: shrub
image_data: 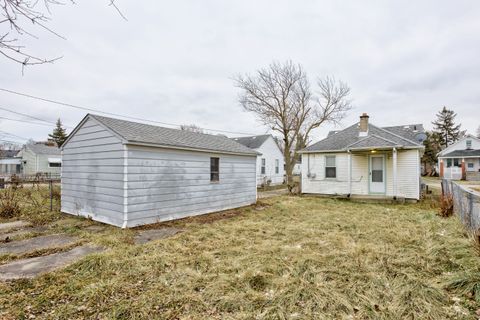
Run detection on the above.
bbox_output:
[0,188,21,218]
[438,193,454,217]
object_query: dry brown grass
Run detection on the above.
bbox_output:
[0,196,479,319]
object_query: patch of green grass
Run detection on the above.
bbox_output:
[1,196,479,319]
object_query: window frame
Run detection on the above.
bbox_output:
[325,155,336,179]
[48,162,62,168]
[210,157,219,182]
[466,140,472,149]
[261,158,266,175]
[275,159,279,174]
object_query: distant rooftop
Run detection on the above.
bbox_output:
[231,135,271,150]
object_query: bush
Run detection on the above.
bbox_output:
[0,188,21,218]
[438,193,453,217]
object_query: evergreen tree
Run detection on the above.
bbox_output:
[421,131,442,175]
[48,118,68,146]
[432,106,461,147]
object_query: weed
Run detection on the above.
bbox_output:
[439,193,454,217]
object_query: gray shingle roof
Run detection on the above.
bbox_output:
[89,114,257,155]
[231,135,271,149]
[0,150,20,158]
[440,149,480,157]
[303,122,424,152]
[27,144,61,155]
[382,124,426,142]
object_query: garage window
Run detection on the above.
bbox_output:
[210,157,219,182]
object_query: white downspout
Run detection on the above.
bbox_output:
[347,149,352,196]
[393,147,398,199]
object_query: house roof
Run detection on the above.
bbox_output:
[302,122,424,153]
[440,149,480,158]
[26,144,61,155]
[231,135,271,149]
[85,114,257,156]
[0,149,20,158]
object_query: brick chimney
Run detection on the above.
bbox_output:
[359,113,369,137]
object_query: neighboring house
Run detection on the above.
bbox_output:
[17,143,62,176]
[300,113,425,200]
[0,150,21,177]
[232,134,285,186]
[438,135,480,181]
[61,114,258,228]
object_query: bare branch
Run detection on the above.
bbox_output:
[234,61,352,188]
[1,0,127,70]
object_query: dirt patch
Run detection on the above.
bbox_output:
[134,206,258,229]
[134,228,182,245]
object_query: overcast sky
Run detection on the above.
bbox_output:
[1,0,479,145]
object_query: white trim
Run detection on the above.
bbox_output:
[122,144,128,229]
[393,148,397,198]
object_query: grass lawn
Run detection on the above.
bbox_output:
[1,196,480,319]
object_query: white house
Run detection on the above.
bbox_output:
[61,114,258,228]
[232,134,285,186]
[300,113,425,200]
[7,143,61,177]
[438,135,480,181]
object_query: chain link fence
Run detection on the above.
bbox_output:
[442,179,480,232]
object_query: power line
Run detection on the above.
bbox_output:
[0,106,73,128]
[0,116,55,127]
[0,88,257,136]
[0,130,29,141]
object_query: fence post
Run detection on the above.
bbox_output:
[49,180,53,211]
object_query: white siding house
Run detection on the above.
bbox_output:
[61,114,258,228]
[232,135,285,186]
[300,114,425,200]
[438,135,480,181]
[16,143,62,177]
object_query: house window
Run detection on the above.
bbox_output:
[49,162,61,168]
[446,159,452,168]
[210,157,219,182]
[453,159,460,167]
[466,140,472,149]
[261,158,266,175]
[467,162,474,170]
[325,156,336,178]
[275,159,279,174]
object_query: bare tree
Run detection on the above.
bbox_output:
[1,0,125,72]
[234,60,352,188]
[180,124,204,134]
[476,125,480,139]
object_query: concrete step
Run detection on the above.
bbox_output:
[0,245,103,280]
[0,221,31,232]
[0,234,78,256]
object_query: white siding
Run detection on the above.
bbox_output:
[61,118,126,226]
[439,136,480,156]
[301,149,421,199]
[125,145,257,227]
[301,153,350,195]
[255,136,285,186]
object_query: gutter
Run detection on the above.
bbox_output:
[124,141,258,157]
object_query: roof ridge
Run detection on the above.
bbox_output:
[345,134,400,149]
[369,123,422,146]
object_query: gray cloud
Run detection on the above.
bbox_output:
[0,0,479,145]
